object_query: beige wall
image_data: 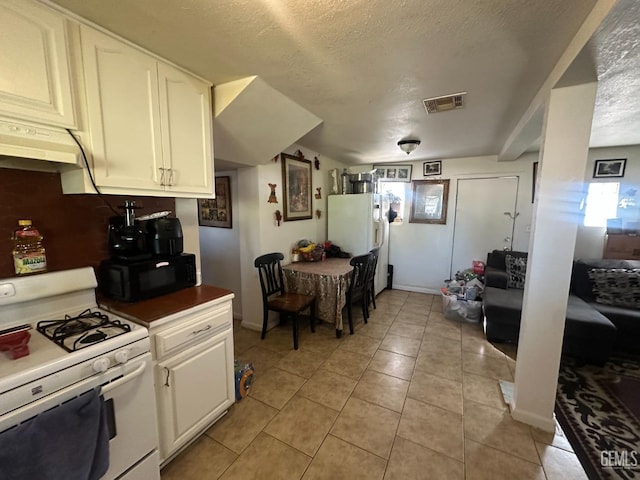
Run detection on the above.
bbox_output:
[378,153,538,293]
[236,145,347,330]
[199,170,241,316]
[575,144,640,258]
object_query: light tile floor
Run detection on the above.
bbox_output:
[160,290,588,480]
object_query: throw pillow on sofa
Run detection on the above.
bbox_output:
[505,254,527,289]
[588,268,640,308]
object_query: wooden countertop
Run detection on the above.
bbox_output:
[98,285,234,326]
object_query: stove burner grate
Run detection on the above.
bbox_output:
[37,308,131,352]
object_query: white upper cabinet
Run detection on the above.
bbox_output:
[0,0,76,127]
[80,25,163,192]
[68,24,214,197]
[158,63,212,196]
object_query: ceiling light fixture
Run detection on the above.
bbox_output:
[397,139,421,155]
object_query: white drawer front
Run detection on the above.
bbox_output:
[155,302,232,359]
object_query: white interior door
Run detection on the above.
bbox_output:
[451,176,519,277]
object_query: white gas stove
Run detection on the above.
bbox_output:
[0,267,160,480]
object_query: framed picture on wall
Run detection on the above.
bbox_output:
[198,176,232,228]
[282,153,313,221]
[375,165,412,182]
[423,161,442,176]
[409,179,450,224]
[593,158,626,178]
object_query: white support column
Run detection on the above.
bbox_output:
[238,166,263,331]
[510,81,597,431]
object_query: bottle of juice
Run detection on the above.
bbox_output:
[12,220,47,275]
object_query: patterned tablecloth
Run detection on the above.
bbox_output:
[283,258,353,332]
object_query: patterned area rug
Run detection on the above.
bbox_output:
[556,355,640,480]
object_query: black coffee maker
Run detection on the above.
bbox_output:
[107,200,150,261]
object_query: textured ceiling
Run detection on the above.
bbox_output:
[49,0,639,165]
[587,0,640,149]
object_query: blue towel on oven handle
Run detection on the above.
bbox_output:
[0,387,110,480]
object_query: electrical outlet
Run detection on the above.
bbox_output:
[0,283,16,297]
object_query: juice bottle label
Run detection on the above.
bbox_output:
[14,229,41,238]
[13,252,47,275]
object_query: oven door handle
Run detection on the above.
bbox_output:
[101,361,147,395]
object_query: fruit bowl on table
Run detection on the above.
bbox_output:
[301,248,324,262]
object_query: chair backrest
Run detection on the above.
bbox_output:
[254,252,285,299]
[369,248,380,280]
[348,253,371,297]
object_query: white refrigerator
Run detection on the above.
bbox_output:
[328,193,390,295]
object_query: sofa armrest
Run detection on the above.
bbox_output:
[485,266,509,289]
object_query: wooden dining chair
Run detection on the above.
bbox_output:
[345,253,372,334]
[254,252,316,350]
[368,247,380,310]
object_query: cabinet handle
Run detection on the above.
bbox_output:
[164,367,170,387]
[159,167,166,186]
[192,325,212,336]
[168,168,175,186]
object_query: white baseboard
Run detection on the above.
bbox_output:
[392,284,441,295]
[240,317,281,332]
[240,319,262,331]
[511,407,556,432]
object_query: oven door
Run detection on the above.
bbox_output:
[101,353,159,480]
[0,353,159,480]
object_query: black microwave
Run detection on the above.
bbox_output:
[99,253,197,302]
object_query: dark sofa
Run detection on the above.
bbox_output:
[482,250,618,365]
[571,258,640,354]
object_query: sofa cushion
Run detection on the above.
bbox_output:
[589,302,640,353]
[588,268,640,308]
[571,258,640,299]
[482,286,617,363]
[505,254,527,289]
[484,266,509,289]
[482,286,523,328]
[486,250,528,271]
[564,294,618,337]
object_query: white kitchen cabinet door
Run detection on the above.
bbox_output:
[80,25,163,192]
[158,63,213,196]
[0,0,76,127]
[156,332,234,461]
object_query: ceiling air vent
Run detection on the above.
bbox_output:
[423,92,467,114]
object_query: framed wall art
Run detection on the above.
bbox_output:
[423,161,442,176]
[198,176,232,228]
[282,153,313,221]
[593,158,626,178]
[375,165,412,182]
[409,179,450,224]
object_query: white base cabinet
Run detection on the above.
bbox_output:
[157,333,233,459]
[151,297,235,463]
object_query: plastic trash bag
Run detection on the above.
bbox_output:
[441,292,482,322]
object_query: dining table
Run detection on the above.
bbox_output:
[282,257,353,337]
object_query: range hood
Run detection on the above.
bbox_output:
[0,117,81,165]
